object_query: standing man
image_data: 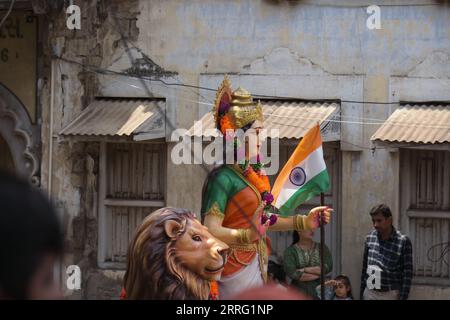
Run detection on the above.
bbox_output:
[360,204,413,300]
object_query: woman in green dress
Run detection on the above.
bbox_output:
[283,229,333,298]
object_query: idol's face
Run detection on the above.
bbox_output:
[245,120,264,160]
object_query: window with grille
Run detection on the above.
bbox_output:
[98,142,166,268]
[401,149,450,284]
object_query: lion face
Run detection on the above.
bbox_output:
[165,218,229,281]
[124,207,230,299]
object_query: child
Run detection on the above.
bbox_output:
[316,275,353,300]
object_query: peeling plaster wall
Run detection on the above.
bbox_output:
[40,0,450,299]
[40,0,141,299]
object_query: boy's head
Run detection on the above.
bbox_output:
[0,173,63,299]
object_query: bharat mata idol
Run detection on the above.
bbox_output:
[201,76,333,299]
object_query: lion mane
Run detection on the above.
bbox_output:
[123,207,211,300]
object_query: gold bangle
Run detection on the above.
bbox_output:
[237,228,251,244]
[293,215,299,231]
[293,215,306,231]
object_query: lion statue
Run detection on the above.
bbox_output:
[123,207,229,300]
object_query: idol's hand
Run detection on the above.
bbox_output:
[248,201,270,242]
[305,206,333,230]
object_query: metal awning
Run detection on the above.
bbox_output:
[59,98,165,140]
[371,104,450,144]
[187,101,339,139]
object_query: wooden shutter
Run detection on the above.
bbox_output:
[401,149,450,283]
[104,143,166,264]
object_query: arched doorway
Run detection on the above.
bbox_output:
[0,83,40,185]
[0,134,15,173]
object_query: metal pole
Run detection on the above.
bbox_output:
[320,192,325,300]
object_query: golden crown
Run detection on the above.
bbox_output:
[213,76,264,132]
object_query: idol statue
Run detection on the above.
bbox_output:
[201,76,333,298]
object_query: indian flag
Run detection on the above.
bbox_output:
[272,124,329,216]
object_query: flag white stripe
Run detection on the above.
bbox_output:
[274,146,326,208]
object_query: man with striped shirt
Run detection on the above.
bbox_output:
[360,204,413,300]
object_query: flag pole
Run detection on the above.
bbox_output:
[320,192,325,300]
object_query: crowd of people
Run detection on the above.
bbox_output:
[266,204,413,300]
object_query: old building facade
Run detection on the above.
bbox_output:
[0,0,449,299]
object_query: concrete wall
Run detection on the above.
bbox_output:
[40,0,141,299]
[39,0,450,299]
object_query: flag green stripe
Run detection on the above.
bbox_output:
[278,170,330,216]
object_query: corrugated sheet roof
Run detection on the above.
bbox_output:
[59,99,165,137]
[187,101,339,138]
[371,104,450,144]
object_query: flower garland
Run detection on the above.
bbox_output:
[239,156,278,226]
[209,281,219,300]
[120,287,126,300]
[220,114,236,135]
